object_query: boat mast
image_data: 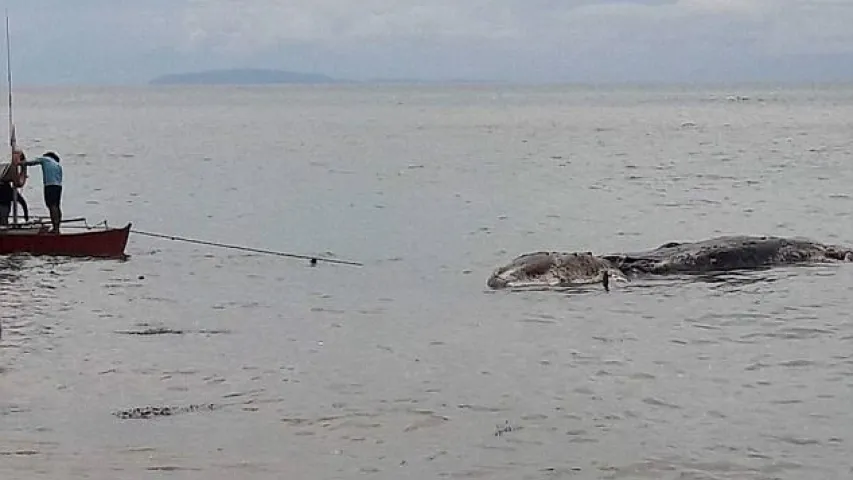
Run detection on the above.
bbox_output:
[5,9,16,225]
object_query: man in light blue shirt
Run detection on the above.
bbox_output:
[19,151,63,233]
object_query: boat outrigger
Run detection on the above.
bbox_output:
[0,12,130,260]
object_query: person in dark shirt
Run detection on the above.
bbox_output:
[0,155,29,226]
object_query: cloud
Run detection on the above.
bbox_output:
[4,0,853,84]
[751,0,853,56]
[3,0,189,83]
[179,0,526,52]
[174,0,753,63]
[177,0,853,55]
[676,0,765,14]
[166,0,853,83]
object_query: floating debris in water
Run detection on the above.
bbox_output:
[495,420,516,436]
[113,403,218,420]
[114,328,230,336]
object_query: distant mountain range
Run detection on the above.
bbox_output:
[148,68,491,86]
[149,68,346,85]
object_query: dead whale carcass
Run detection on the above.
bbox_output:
[487,251,627,290]
[602,235,853,275]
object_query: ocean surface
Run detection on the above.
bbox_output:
[2,83,853,479]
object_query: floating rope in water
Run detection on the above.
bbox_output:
[132,229,363,267]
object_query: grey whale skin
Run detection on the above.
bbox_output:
[488,235,853,290]
[486,251,627,290]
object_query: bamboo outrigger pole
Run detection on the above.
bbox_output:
[1,11,9,339]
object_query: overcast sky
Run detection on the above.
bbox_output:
[6,0,853,85]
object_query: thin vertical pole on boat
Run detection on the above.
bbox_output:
[0,9,6,339]
[4,9,16,226]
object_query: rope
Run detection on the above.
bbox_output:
[132,229,363,267]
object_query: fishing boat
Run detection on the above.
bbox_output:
[0,13,132,260]
[0,219,131,259]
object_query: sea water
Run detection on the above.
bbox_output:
[1,83,853,479]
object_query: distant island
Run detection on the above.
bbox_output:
[149,68,497,86]
[149,68,345,85]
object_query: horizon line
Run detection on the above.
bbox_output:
[8,78,853,89]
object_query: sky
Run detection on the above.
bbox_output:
[5,0,853,85]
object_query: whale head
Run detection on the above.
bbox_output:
[487,251,626,290]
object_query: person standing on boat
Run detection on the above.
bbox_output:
[0,152,29,226]
[17,150,62,233]
[0,181,29,225]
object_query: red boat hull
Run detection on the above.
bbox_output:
[0,223,131,259]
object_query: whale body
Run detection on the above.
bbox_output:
[602,235,853,275]
[488,235,853,290]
